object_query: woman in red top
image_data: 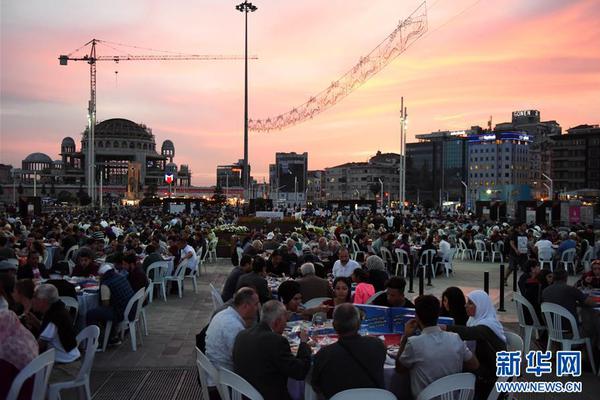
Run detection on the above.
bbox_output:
[351,268,375,304]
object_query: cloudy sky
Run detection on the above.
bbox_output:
[1,0,599,185]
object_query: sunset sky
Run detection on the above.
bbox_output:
[1,0,599,185]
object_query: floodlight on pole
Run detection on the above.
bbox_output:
[236,1,258,197]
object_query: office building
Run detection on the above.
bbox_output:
[324,151,400,205]
[270,152,308,207]
[306,170,325,206]
[406,129,474,207]
[551,124,600,193]
[467,131,532,207]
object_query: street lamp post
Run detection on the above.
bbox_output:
[294,176,298,207]
[460,180,468,212]
[541,173,553,200]
[378,178,384,209]
[236,1,257,198]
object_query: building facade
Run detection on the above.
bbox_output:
[324,151,400,206]
[306,170,326,206]
[495,110,561,197]
[11,118,191,195]
[269,152,308,207]
[551,124,600,193]
[406,130,473,207]
[216,161,243,189]
[467,131,532,208]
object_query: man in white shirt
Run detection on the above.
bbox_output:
[534,233,553,256]
[397,295,479,399]
[205,288,260,386]
[438,235,451,259]
[332,248,360,278]
[178,237,198,273]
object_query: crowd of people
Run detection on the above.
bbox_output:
[1,204,600,399]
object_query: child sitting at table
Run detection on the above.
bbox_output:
[352,268,374,305]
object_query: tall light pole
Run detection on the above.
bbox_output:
[460,180,468,212]
[399,98,407,208]
[236,1,257,199]
[378,178,384,209]
[541,173,553,200]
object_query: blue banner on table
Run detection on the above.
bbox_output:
[355,304,390,333]
[356,304,454,333]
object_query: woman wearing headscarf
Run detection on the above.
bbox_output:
[0,310,39,399]
[279,280,327,321]
[440,286,469,326]
[365,255,389,292]
[445,290,506,399]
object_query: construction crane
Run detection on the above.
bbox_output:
[59,38,257,204]
[249,1,427,132]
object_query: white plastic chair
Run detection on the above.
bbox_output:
[351,240,364,262]
[513,292,546,353]
[165,261,187,298]
[60,296,79,325]
[47,325,100,400]
[340,233,351,247]
[538,247,553,271]
[64,245,79,262]
[101,288,145,352]
[380,247,394,272]
[6,348,55,400]
[304,381,318,400]
[418,249,437,280]
[185,266,199,293]
[541,302,597,375]
[146,261,168,303]
[140,285,152,336]
[491,241,504,263]
[210,283,225,311]
[208,239,218,262]
[330,388,397,400]
[196,347,225,400]
[581,247,593,272]
[366,290,386,305]
[457,239,473,260]
[416,372,476,400]
[474,240,488,262]
[303,297,331,309]
[236,247,244,267]
[557,248,576,273]
[218,367,264,400]
[504,330,524,353]
[436,248,456,278]
[394,248,410,277]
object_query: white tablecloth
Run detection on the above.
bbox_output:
[76,291,99,330]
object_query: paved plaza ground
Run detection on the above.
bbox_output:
[79,258,599,400]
